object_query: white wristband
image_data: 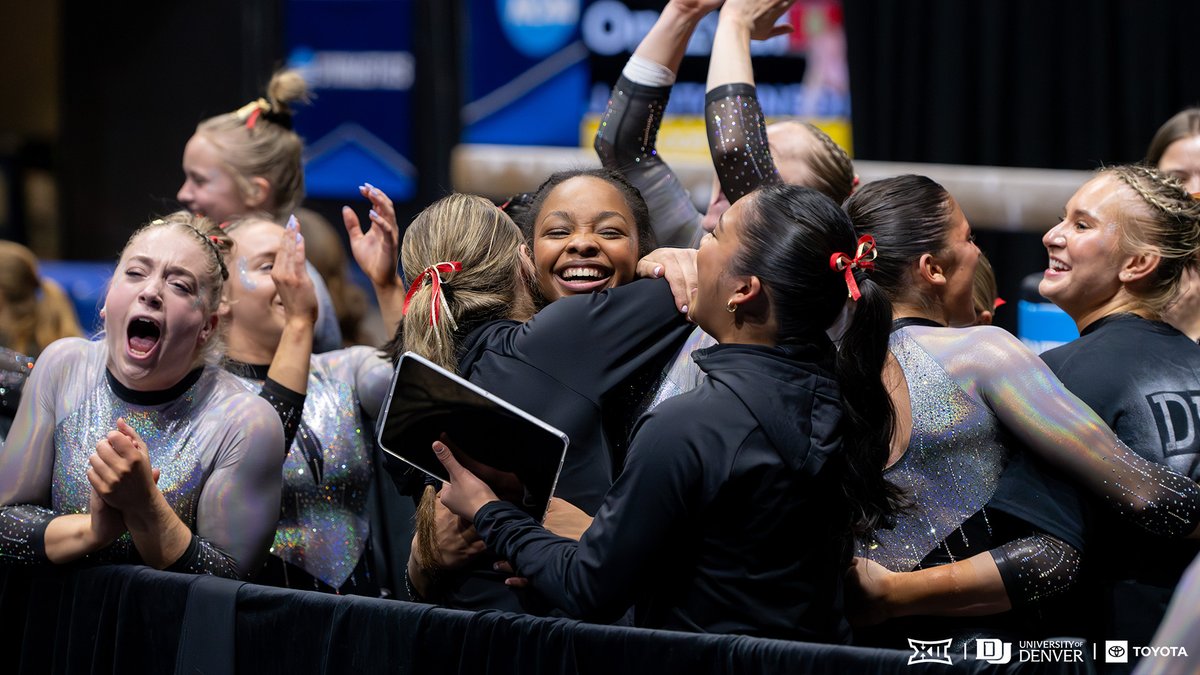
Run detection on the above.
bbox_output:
[622,54,677,87]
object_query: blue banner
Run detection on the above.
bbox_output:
[463,0,589,146]
[286,0,417,201]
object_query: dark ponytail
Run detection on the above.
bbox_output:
[832,274,904,538]
[734,184,901,541]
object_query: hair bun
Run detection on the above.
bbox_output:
[266,69,311,116]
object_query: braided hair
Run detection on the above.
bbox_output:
[1103,164,1200,315]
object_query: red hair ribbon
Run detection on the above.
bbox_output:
[208,235,222,244]
[402,261,464,327]
[245,107,262,130]
[829,235,878,301]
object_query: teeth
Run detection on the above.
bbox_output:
[560,267,606,280]
[1049,259,1070,272]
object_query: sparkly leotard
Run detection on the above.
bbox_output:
[227,346,391,590]
[863,325,1200,584]
[866,328,1010,572]
[0,338,284,578]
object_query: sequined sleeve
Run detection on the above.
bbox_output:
[594,75,702,247]
[990,533,1081,607]
[260,377,304,453]
[705,83,781,205]
[921,326,1200,537]
[0,339,87,564]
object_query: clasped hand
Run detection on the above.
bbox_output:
[86,418,162,537]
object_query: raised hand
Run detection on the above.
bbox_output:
[721,0,797,40]
[274,215,319,326]
[343,182,404,329]
[343,183,401,289]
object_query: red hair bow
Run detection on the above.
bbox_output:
[828,235,878,301]
[402,261,464,328]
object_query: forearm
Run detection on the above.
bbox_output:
[706,10,755,91]
[123,494,194,570]
[634,2,707,74]
[881,552,1011,619]
[373,280,406,337]
[267,317,314,395]
[42,512,104,564]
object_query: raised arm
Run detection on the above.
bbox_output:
[933,326,1200,538]
[704,0,794,204]
[259,214,318,451]
[344,183,405,333]
[593,1,722,247]
[705,0,794,91]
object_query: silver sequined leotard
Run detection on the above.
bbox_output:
[863,325,1200,570]
[0,338,284,578]
[866,328,1009,571]
[229,346,391,589]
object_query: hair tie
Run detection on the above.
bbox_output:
[829,235,878,301]
[403,261,464,330]
[235,98,271,130]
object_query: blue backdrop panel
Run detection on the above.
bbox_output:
[286,0,417,201]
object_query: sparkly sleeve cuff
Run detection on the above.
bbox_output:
[990,533,1081,608]
[165,534,242,578]
[0,504,56,564]
[259,377,305,455]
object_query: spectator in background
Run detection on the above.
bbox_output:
[0,240,83,357]
[0,241,84,442]
[971,252,1003,326]
[176,69,343,352]
[1146,108,1200,341]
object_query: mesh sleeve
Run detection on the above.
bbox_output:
[705,83,781,205]
[594,75,702,248]
[164,533,241,578]
[259,377,305,454]
[990,533,1082,607]
[0,504,55,564]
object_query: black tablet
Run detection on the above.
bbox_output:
[376,351,570,521]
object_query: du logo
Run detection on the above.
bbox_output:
[908,638,953,665]
[975,638,1012,664]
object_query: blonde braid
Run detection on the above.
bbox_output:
[1102,164,1200,315]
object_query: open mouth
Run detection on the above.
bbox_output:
[554,265,614,293]
[1046,257,1071,274]
[127,317,162,358]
